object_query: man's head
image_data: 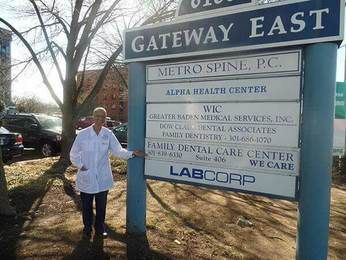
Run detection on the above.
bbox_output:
[93,107,107,127]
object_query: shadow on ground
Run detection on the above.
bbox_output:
[0,161,70,258]
[1,158,345,259]
[0,161,174,259]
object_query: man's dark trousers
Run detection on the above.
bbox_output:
[80,190,108,234]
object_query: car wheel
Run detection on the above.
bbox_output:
[41,143,54,157]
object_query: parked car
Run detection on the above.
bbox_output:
[112,123,127,147]
[105,119,117,128]
[76,116,94,129]
[2,113,62,157]
[0,126,24,163]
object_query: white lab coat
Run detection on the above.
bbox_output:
[70,125,133,194]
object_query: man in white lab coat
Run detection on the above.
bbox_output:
[70,107,144,239]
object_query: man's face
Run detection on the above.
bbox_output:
[93,110,107,127]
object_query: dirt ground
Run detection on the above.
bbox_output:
[0,157,345,259]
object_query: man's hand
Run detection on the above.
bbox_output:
[80,166,88,171]
[133,150,146,158]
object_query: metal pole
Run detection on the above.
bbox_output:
[297,43,338,259]
[126,62,146,235]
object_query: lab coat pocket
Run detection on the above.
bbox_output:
[77,170,91,187]
[80,141,93,169]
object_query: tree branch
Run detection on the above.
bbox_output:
[0,18,63,109]
[51,41,66,60]
[76,1,176,116]
[30,0,65,86]
[73,42,92,105]
[112,64,128,90]
[38,0,70,37]
[76,46,123,117]
[20,21,59,35]
[66,0,84,59]
[72,0,103,72]
[73,0,122,71]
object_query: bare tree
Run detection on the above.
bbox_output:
[0,0,177,167]
[13,96,60,114]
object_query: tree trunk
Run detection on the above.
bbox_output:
[0,148,16,216]
[58,77,79,169]
[58,102,77,168]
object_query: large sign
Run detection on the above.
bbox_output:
[124,0,344,62]
[144,49,302,199]
[125,0,345,254]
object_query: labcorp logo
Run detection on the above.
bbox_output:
[170,165,256,187]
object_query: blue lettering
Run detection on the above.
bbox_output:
[192,168,204,179]
[203,105,222,113]
[243,175,256,185]
[205,170,215,181]
[249,159,265,167]
[216,171,228,183]
[180,167,191,177]
[229,173,242,185]
[168,166,257,187]
[170,166,179,176]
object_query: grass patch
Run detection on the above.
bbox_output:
[1,157,345,259]
[110,157,127,174]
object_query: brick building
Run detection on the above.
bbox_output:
[77,67,128,122]
[0,28,12,106]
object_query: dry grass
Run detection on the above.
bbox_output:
[0,158,345,259]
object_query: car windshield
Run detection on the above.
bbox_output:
[35,115,62,130]
[0,127,10,134]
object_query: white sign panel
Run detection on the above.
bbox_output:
[147,76,301,103]
[333,119,346,156]
[147,50,301,82]
[146,102,300,147]
[146,138,300,176]
[145,160,297,198]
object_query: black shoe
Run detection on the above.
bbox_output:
[95,231,108,239]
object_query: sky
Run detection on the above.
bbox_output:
[0,0,140,104]
[1,1,346,104]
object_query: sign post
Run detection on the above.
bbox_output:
[127,62,147,234]
[297,43,337,259]
[124,0,344,258]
